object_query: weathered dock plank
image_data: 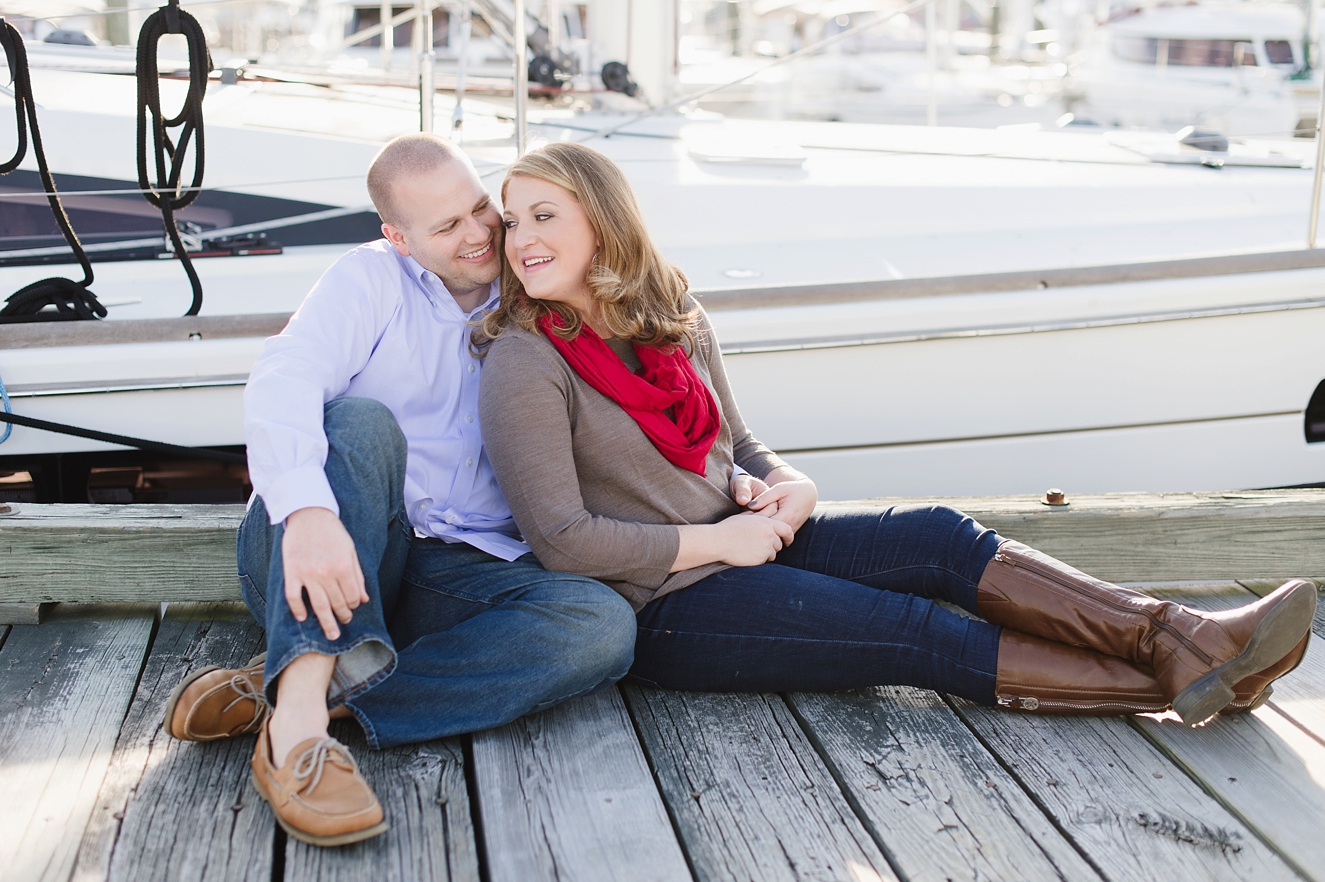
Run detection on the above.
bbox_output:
[1130,585,1325,881]
[949,704,1299,882]
[1136,708,1325,882]
[285,723,479,882]
[790,685,1100,882]
[0,602,53,625]
[472,688,692,882]
[622,686,898,882]
[5,492,1325,603]
[70,603,272,882]
[0,605,156,882]
[0,505,243,603]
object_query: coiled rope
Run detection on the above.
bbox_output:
[137,0,211,316]
[0,18,107,323]
[0,6,240,463]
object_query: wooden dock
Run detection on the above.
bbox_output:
[2,494,1325,882]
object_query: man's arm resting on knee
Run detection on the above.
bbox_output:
[282,507,369,641]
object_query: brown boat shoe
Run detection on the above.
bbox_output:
[250,721,387,847]
[163,653,269,741]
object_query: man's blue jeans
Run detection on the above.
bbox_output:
[632,504,1004,705]
[238,397,636,749]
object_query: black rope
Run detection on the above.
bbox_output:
[0,19,107,323]
[137,0,211,316]
[0,411,246,464]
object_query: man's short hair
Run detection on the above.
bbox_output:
[366,133,465,228]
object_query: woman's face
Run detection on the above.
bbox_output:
[502,175,600,312]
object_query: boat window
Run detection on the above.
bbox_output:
[1265,39,1295,64]
[1306,380,1325,443]
[1166,39,1254,67]
[348,6,448,48]
[0,170,382,266]
[1112,36,1159,64]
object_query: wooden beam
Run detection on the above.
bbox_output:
[0,504,244,603]
[0,602,54,625]
[2,492,1323,603]
[829,490,1325,585]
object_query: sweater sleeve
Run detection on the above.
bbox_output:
[479,332,681,587]
[693,304,789,480]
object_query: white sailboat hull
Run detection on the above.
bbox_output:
[4,68,1325,497]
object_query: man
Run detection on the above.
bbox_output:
[159,134,639,847]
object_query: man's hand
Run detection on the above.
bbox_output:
[282,507,368,641]
[730,472,779,518]
[748,468,818,533]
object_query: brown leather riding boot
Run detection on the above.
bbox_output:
[1223,631,1311,713]
[994,629,1169,715]
[977,541,1317,725]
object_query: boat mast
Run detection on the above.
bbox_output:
[514,0,528,154]
[1311,78,1325,247]
[453,0,471,142]
[420,0,436,132]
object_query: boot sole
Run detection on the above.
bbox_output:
[250,771,389,847]
[160,653,268,741]
[1171,582,1317,725]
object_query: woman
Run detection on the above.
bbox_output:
[475,142,1315,724]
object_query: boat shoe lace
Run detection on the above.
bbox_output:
[223,672,271,730]
[292,738,359,795]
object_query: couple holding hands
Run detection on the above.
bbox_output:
[161,133,1317,847]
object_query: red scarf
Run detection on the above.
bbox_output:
[538,313,720,475]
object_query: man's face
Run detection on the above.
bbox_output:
[382,158,503,301]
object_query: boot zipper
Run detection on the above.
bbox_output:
[993,552,1216,666]
[997,694,1170,713]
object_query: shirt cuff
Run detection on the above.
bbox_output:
[260,466,340,524]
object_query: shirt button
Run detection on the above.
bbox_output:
[465,414,474,423]
[467,458,474,467]
[468,364,476,373]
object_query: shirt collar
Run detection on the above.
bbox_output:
[402,254,500,316]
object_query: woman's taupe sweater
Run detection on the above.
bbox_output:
[479,304,788,610]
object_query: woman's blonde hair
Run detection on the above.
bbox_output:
[475,142,696,350]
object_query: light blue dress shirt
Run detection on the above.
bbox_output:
[244,239,530,561]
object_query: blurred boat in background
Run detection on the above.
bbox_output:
[2,0,1325,504]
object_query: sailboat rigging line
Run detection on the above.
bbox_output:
[0,174,365,200]
[0,20,107,324]
[0,410,245,464]
[574,0,939,145]
[136,0,211,317]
